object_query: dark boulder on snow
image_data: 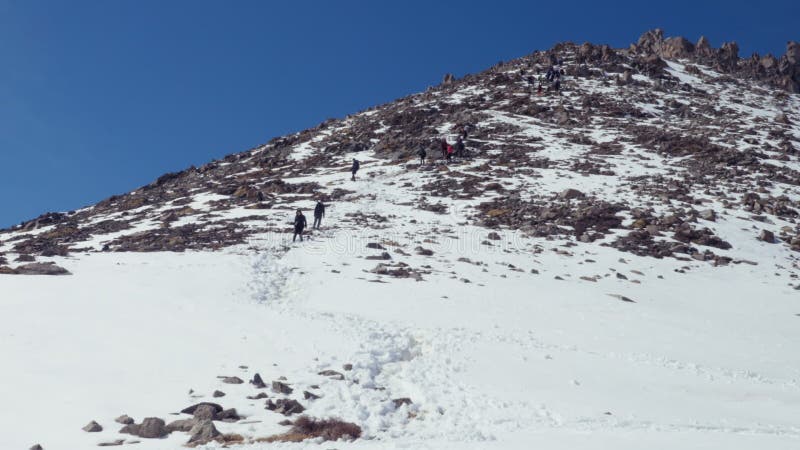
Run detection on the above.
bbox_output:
[82,420,102,432]
[138,417,169,438]
[559,188,585,200]
[114,414,134,425]
[120,417,169,439]
[698,209,716,221]
[180,402,223,416]
[166,418,197,433]
[192,404,219,420]
[365,252,392,260]
[271,381,293,394]
[414,246,434,256]
[318,369,345,380]
[187,420,220,445]
[250,372,267,388]
[216,408,241,422]
[265,398,305,416]
[219,375,244,384]
[392,398,413,408]
[14,262,71,276]
[303,390,321,400]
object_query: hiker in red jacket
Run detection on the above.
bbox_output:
[446,144,454,162]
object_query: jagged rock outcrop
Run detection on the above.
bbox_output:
[629,29,800,92]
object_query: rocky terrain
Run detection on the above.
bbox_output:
[2,29,800,278]
[3,30,800,450]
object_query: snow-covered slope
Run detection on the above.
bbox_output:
[2,31,800,449]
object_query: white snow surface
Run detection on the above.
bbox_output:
[2,55,800,450]
[3,175,800,449]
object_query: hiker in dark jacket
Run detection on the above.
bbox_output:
[454,137,466,158]
[293,209,307,242]
[462,123,473,139]
[351,159,360,181]
[313,201,325,229]
[417,148,427,165]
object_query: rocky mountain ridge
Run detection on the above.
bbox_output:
[1,29,799,280]
[5,30,800,450]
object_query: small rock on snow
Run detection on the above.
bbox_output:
[272,380,293,394]
[82,421,102,432]
[393,398,413,408]
[114,415,134,425]
[219,375,244,384]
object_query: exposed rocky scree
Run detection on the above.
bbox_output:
[1,29,800,276]
[68,364,376,447]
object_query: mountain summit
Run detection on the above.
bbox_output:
[2,30,800,269]
[2,30,800,449]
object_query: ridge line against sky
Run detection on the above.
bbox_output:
[1,0,798,227]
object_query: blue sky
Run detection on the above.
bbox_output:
[1,0,798,227]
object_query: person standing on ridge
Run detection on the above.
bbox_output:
[458,123,471,140]
[313,200,325,229]
[293,209,307,242]
[463,123,473,139]
[455,137,465,158]
[417,147,427,165]
[351,158,360,181]
[446,143,454,162]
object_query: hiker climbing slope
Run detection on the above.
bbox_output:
[313,200,325,229]
[417,147,427,165]
[440,138,449,160]
[293,209,307,242]
[351,158,360,181]
[455,137,465,158]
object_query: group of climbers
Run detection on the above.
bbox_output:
[292,127,474,242]
[292,200,325,242]
[522,63,566,94]
[290,63,571,243]
[545,65,564,92]
[288,57,577,243]
[417,134,469,165]
[417,135,467,164]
